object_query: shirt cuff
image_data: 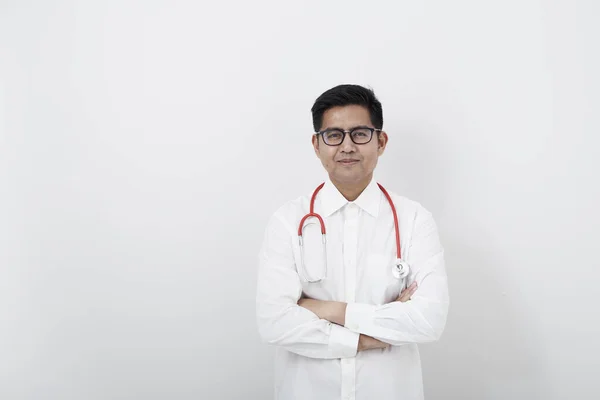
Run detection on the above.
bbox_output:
[328,323,359,358]
[344,302,378,334]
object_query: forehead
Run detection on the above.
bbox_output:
[321,105,372,130]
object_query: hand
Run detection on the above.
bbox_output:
[298,298,347,326]
[356,282,418,353]
[298,298,320,314]
[358,334,389,352]
[395,281,418,302]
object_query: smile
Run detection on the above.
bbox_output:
[338,160,359,165]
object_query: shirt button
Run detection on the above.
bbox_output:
[345,203,358,216]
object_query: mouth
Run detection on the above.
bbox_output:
[338,159,360,165]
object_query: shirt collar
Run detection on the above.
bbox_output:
[319,176,381,218]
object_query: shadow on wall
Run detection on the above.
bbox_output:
[421,236,548,399]
[396,125,549,399]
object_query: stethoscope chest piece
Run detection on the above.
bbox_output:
[392,259,410,279]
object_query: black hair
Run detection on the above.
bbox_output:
[310,84,383,132]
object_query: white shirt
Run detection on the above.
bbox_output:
[256,177,449,400]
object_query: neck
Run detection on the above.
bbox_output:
[330,174,373,202]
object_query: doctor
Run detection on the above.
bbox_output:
[256,84,449,400]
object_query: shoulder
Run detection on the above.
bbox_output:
[381,186,437,231]
[264,193,311,235]
[383,188,432,217]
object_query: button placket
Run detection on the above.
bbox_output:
[341,203,358,400]
[344,204,358,303]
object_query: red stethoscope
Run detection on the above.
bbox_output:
[297,182,410,283]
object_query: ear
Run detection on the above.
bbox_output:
[377,131,388,156]
[312,134,320,157]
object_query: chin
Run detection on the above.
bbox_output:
[331,172,365,184]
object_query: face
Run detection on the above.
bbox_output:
[312,104,388,188]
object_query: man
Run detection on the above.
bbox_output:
[256,84,449,400]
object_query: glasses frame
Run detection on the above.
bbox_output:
[314,127,382,146]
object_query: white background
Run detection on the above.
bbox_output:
[1,1,599,399]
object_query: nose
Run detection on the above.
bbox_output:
[339,132,357,153]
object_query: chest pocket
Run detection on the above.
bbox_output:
[365,253,407,304]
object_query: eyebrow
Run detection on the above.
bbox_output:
[321,125,372,131]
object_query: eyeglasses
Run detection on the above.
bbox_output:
[315,127,381,146]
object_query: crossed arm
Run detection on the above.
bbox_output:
[256,209,448,359]
[298,282,418,351]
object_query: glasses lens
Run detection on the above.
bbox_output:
[323,130,344,145]
[351,128,372,143]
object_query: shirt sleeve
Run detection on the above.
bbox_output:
[256,212,360,359]
[344,208,449,346]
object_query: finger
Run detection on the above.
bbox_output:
[397,282,418,301]
[410,282,418,294]
[400,282,416,295]
[397,288,408,301]
[406,284,418,299]
[398,291,411,302]
[399,282,418,302]
[396,287,408,301]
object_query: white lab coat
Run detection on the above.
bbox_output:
[256,177,449,400]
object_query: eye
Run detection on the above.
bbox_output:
[325,131,342,140]
[352,129,370,137]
